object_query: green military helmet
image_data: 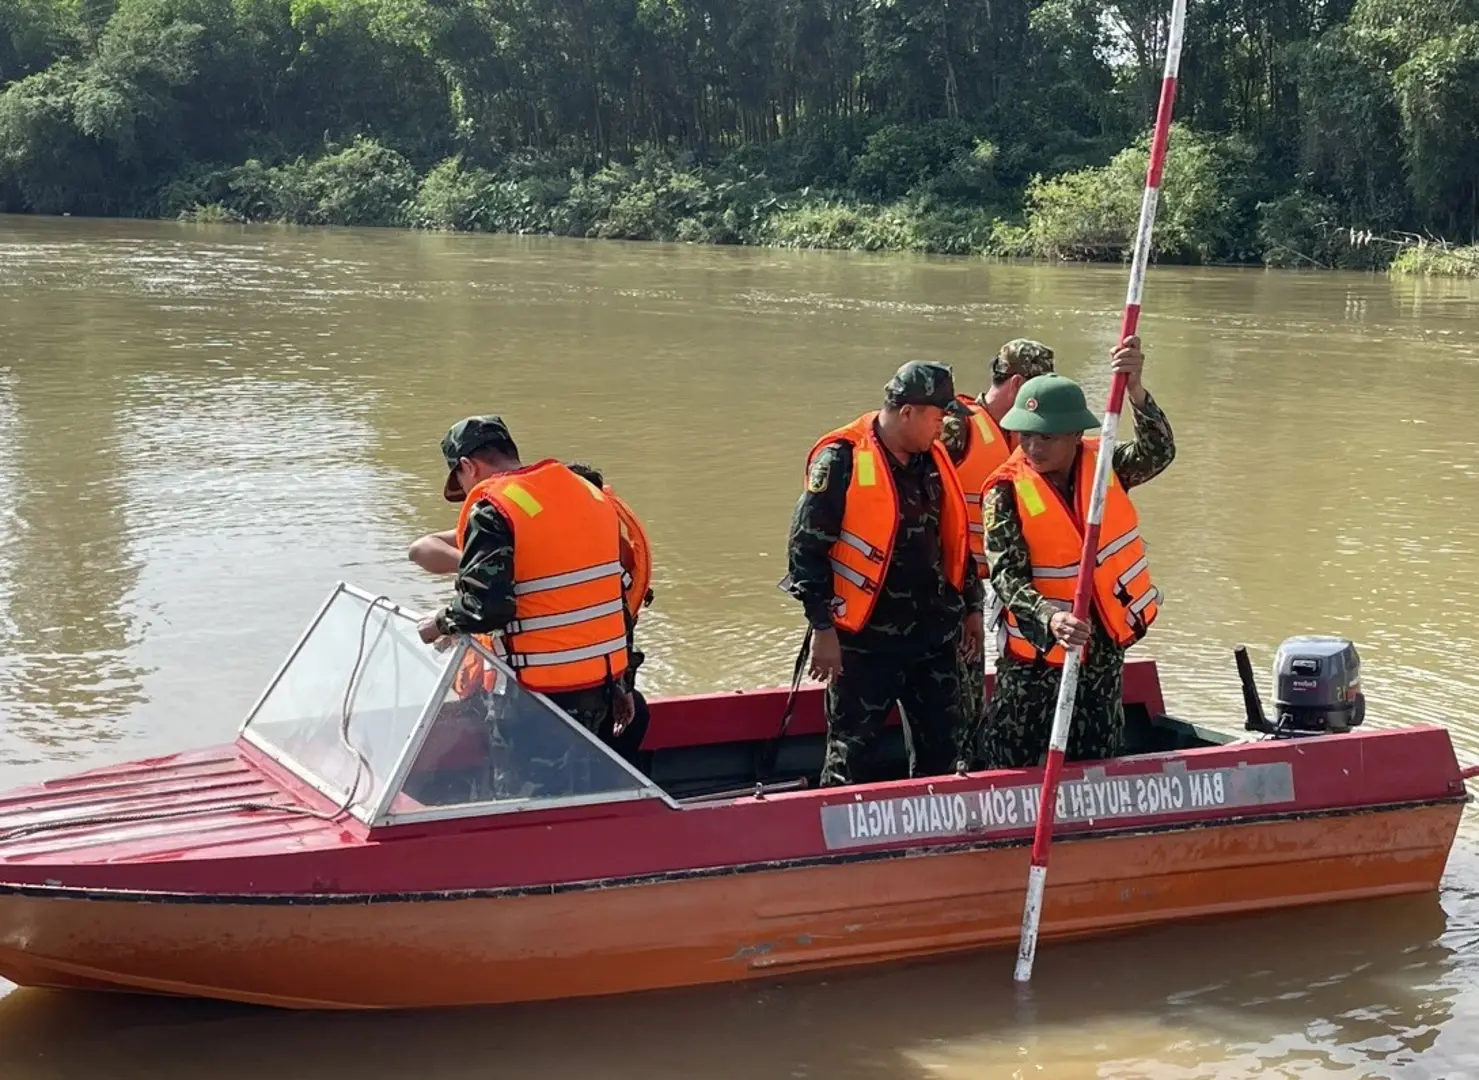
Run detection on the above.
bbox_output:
[999,373,1101,435]
[883,360,956,409]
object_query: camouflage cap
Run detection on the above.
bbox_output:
[440,415,516,502]
[992,338,1056,381]
[883,361,956,409]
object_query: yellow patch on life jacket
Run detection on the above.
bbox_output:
[1015,476,1046,517]
[971,413,995,444]
[503,483,543,517]
[855,449,877,487]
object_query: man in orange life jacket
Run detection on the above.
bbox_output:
[784,361,984,787]
[939,339,1058,749]
[559,461,653,763]
[407,459,654,764]
[409,462,653,629]
[979,339,1176,768]
[416,416,637,789]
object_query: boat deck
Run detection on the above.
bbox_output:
[640,659,1224,800]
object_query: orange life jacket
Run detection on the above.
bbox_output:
[607,488,653,622]
[950,395,1012,580]
[984,437,1160,666]
[450,461,630,696]
[805,412,969,635]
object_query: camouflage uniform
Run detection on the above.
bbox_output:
[979,389,1177,768]
[430,417,628,796]
[784,361,984,787]
[939,339,1057,766]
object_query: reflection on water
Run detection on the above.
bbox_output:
[1,216,1479,1073]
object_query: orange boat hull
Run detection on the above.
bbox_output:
[0,802,1459,1010]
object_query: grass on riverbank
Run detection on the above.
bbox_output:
[163,127,1432,272]
[1389,245,1479,277]
[165,131,1479,277]
[166,137,1037,258]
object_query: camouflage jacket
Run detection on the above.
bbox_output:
[983,391,1176,656]
[785,426,985,654]
[434,502,517,636]
[940,394,988,465]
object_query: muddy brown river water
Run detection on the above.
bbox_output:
[1,216,1477,1077]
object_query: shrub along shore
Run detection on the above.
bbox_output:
[165,128,1458,274]
[3,0,1477,275]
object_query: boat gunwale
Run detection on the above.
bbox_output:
[0,793,1462,907]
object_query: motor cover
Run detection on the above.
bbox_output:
[1272,635,1365,733]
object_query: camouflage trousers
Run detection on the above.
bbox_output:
[979,646,1127,769]
[957,647,987,766]
[821,640,967,787]
[480,684,621,800]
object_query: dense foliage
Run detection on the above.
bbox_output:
[2,0,1477,267]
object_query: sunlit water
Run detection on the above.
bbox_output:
[2,215,1478,1076]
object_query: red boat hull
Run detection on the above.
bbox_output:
[0,802,1458,1009]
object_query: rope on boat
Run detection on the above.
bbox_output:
[0,594,393,845]
[325,592,389,819]
[1461,764,1479,781]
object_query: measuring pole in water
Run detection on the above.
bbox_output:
[1012,0,1188,985]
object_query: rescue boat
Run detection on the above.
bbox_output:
[0,582,1467,1010]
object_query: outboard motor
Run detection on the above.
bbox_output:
[1234,636,1366,737]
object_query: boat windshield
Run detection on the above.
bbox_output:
[240,582,671,827]
[239,584,450,821]
[389,635,668,824]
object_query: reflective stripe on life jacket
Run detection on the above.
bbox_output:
[950,395,1012,580]
[451,460,630,696]
[805,412,969,635]
[607,488,653,623]
[984,437,1160,666]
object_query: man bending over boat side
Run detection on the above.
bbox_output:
[939,338,1058,766]
[416,416,637,797]
[407,459,655,767]
[979,339,1175,768]
[784,361,984,787]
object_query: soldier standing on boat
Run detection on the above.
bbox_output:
[939,338,1057,762]
[408,457,654,766]
[979,338,1175,768]
[784,361,984,787]
[417,416,637,795]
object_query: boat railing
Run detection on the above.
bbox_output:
[677,777,811,805]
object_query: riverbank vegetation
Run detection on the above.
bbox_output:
[1,0,1477,271]
[1389,244,1479,278]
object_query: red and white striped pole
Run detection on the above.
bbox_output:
[1012,0,1188,984]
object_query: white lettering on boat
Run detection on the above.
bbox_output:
[821,761,1295,851]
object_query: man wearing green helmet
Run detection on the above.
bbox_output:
[977,336,1176,768]
[940,338,1057,763]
